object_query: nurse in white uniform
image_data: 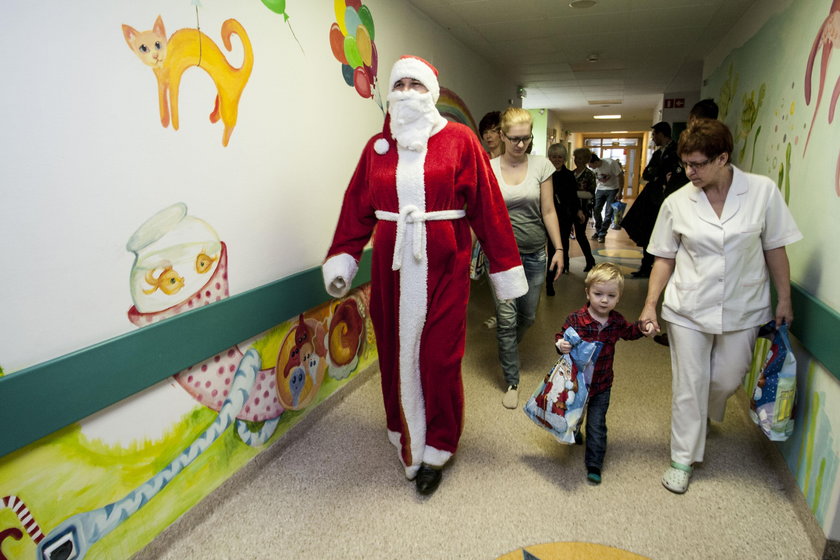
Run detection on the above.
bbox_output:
[638,119,802,494]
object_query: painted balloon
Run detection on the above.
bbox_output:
[329,23,347,64]
[346,0,362,9]
[344,7,362,39]
[370,41,379,76]
[334,0,347,34]
[354,66,372,98]
[356,25,372,66]
[343,35,363,69]
[260,0,286,14]
[341,64,354,87]
[358,5,375,41]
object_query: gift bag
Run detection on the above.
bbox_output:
[523,327,602,444]
[610,200,626,228]
[749,322,796,441]
[469,241,486,280]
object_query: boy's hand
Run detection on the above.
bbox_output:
[640,320,657,337]
[555,339,572,353]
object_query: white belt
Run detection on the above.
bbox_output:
[375,205,466,270]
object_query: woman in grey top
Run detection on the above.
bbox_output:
[490,107,563,409]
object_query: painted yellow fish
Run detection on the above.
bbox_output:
[143,266,185,295]
[195,251,218,274]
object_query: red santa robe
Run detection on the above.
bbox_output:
[323,116,527,478]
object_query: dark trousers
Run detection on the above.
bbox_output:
[639,249,654,273]
[584,388,611,470]
[546,215,597,290]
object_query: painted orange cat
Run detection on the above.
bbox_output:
[122,16,254,146]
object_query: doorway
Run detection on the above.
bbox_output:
[582,133,644,200]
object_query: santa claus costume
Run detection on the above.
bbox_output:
[323,56,527,494]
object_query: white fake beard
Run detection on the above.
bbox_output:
[387,89,439,152]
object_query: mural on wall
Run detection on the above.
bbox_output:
[328,0,382,112]
[121,15,254,147]
[710,0,840,535]
[0,201,374,560]
[803,0,840,194]
[437,87,479,133]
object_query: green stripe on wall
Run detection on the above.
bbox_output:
[0,251,372,458]
[789,281,840,378]
[0,262,837,458]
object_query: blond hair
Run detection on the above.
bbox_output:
[584,262,624,293]
[499,107,532,134]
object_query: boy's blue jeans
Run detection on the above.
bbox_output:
[495,249,546,387]
[584,388,611,470]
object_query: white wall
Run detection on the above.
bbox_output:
[0,1,515,373]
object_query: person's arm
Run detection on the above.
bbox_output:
[555,316,574,353]
[764,246,794,326]
[639,257,676,333]
[540,177,564,278]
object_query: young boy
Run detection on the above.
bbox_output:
[555,262,654,484]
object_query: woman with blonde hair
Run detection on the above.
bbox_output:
[490,107,564,409]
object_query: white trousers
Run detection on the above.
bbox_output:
[667,322,758,465]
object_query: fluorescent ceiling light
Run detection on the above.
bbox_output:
[569,0,597,7]
[594,114,621,119]
[610,131,628,134]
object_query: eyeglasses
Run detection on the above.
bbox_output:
[681,157,716,170]
[503,132,533,145]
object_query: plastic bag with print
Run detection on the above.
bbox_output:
[523,327,602,444]
[749,321,796,442]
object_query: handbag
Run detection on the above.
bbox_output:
[469,240,486,280]
[749,321,796,441]
[610,200,626,228]
[523,327,602,444]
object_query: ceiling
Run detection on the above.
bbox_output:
[408,0,757,127]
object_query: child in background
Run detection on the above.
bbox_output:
[555,263,655,484]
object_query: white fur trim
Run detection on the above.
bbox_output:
[374,137,389,154]
[322,253,358,298]
[389,56,440,103]
[388,430,421,479]
[423,445,452,468]
[394,147,429,477]
[489,265,528,300]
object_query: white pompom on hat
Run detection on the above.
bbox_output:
[389,55,440,103]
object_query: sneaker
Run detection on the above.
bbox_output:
[586,467,602,484]
[570,232,576,240]
[483,316,497,329]
[502,385,519,409]
[590,233,600,240]
[597,236,605,243]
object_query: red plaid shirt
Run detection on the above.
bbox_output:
[555,304,644,396]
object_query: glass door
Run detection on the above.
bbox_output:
[582,134,644,199]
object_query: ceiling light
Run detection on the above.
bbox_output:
[569,0,597,8]
[594,114,621,119]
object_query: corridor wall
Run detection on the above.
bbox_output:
[703,0,840,545]
[0,2,515,558]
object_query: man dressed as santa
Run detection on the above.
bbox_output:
[323,56,527,496]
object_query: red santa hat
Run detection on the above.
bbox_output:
[388,55,440,103]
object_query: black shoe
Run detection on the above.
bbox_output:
[546,286,555,296]
[653,333,670,347]
[630,270,650,278]
[590,233,600,240]
[416,464,443,495]
[583,263,595,272]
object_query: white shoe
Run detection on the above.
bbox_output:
[662,461,692,494]
[502,385,519,409]
[483,316,497,329]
